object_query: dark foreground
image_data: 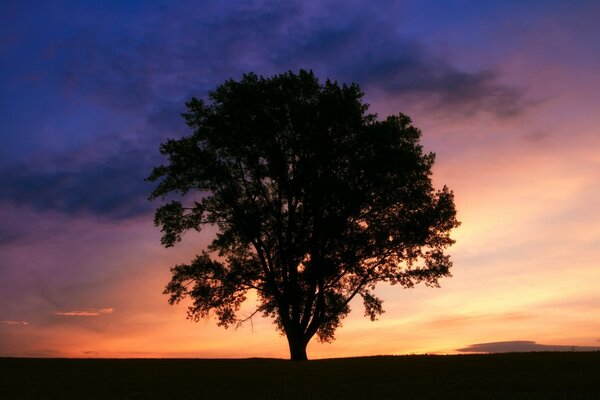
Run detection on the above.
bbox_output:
[2,353,599,399]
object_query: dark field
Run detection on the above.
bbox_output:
[2,353,600,399]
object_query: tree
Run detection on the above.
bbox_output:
[148,70,459,361]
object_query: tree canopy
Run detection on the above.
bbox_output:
[148,70,459,360]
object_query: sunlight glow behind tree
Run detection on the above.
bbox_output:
[148,70,460,360]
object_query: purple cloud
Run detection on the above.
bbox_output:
[58,1,526,117]
[457,341,600,353]
[0,0,532,227]
[0,139,156,220]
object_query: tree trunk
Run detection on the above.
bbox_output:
[287,334,308,361]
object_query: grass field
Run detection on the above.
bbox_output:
[2,353,600,399]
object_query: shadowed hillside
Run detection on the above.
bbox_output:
[2,353,600,399]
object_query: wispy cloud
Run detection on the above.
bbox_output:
[54,308,115,317]
[0,320,29,325]
[54,311,98,316]
[422,312,533,330]
[457,341,600,353]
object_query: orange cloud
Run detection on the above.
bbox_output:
[54,308,115,317]
[421,312,533,331]
[0,320,29,325]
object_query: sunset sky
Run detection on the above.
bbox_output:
[1,0,599,358]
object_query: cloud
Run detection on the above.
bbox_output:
[0,0,530,225]
[422,312,532,330]
[0,320,29,325]
[54,311,98,317]
[0,140,156,220]
[285,15,527,117]
[57,0,526,118]
[58,1,297,112]
[54,308,115,317]
[457,341,600,353]
[0,229,21,246]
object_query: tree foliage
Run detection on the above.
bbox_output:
[148,70,459,360]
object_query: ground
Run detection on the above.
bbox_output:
[1,353,599,399]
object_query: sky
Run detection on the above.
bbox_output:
[1,0,599,358]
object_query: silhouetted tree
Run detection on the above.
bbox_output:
[148,70,459,360]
